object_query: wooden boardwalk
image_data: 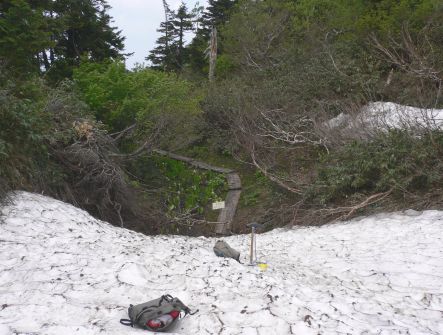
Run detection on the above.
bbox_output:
[153,149,241,235]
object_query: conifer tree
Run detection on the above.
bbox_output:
[146,13,177,70]
[186,0,238,75]
[147,1,195,71]
[172,3,195,68]
[200,0,238,38]
[0,0,125,80]
[48,0,125,80]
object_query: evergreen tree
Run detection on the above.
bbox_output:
[146,2,177,71]
[200,0,238,38]
[0,0,53,76]
[147,1,195,72]
[47,0,125,81]
[186,0,238,76]
[0,0,125,80]
[172,3,194,68]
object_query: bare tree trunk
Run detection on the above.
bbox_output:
[208,27,217,82]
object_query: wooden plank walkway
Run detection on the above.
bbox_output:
[153,149,241,235]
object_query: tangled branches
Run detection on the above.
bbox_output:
[53,120,133,227]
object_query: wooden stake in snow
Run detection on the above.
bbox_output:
[247,223,263,266]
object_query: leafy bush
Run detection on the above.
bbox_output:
[310,130,443,203]
[73,61,202,149]
[155,156,227,215]
[129,155,227,217]
[0,76,48,195]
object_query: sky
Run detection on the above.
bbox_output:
[107,0,205,69]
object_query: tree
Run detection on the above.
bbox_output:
[146,2,177,71]
[45,0,125,81]
[147,1,195,71]
[171,2,194,68]
[200,0,237,37]
[186,0,238,76]
[0,0,125,80]
[0,0,53,76]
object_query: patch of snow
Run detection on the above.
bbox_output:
[1,192,443,334]
[327,101,443,132]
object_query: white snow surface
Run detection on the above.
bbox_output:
[327,102,443,131]
[1,192,443,335]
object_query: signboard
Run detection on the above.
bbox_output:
[212,201,225,210]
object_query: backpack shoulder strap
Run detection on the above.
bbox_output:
[172,297,199,316]
[119,319,133,327]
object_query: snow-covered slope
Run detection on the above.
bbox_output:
[327,102,443,131]
[1,192,442,335]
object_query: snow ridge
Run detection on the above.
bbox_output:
[327,101,443,131]
[1,192,442,334]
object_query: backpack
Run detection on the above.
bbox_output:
[213,240,240,262]
[120,294,197,332]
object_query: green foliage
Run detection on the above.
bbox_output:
[215,54,236,79]
[0,64,91,198]
[204,0,442,211]
[147,2,195,71]
[0,0,53,76]
[46,0,125,81]
[293,0,440,37]
[241,171,271,207]
[156,157,227,215]
[130,155,227,216]
[0,0,125,80]
[310,130,443,203]
[185,0,238,76]
[0,76,47,188]
[73,60,202,148]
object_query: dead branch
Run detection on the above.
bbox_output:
[109,123,137,142]
[317,189,393,222]
[370,27,442,83]
[109,121,165,159]
[250,145,301,194]
[53,120,135,227]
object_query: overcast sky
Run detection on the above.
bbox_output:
[107,0,205,69]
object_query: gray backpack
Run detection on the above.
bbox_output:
[213,240,240,262]
[120,294,197,331]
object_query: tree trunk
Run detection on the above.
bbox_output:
[208,27,217,82]
[41,51,50,71]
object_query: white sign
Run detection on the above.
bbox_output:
[212,201,225,210]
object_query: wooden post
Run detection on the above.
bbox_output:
[249,227,255,265]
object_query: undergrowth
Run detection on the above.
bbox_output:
[309,130,443,204]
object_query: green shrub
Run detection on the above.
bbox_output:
[310,130,443,203]
[155,156,227,215]
[129,155,227,216]
[73,60,202,149]
[0,78,47,192]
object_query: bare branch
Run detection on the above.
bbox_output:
[370,27,442,83]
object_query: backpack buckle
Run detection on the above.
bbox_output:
[163,294,174,302]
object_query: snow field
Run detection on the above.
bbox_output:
[0,192,442,334]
